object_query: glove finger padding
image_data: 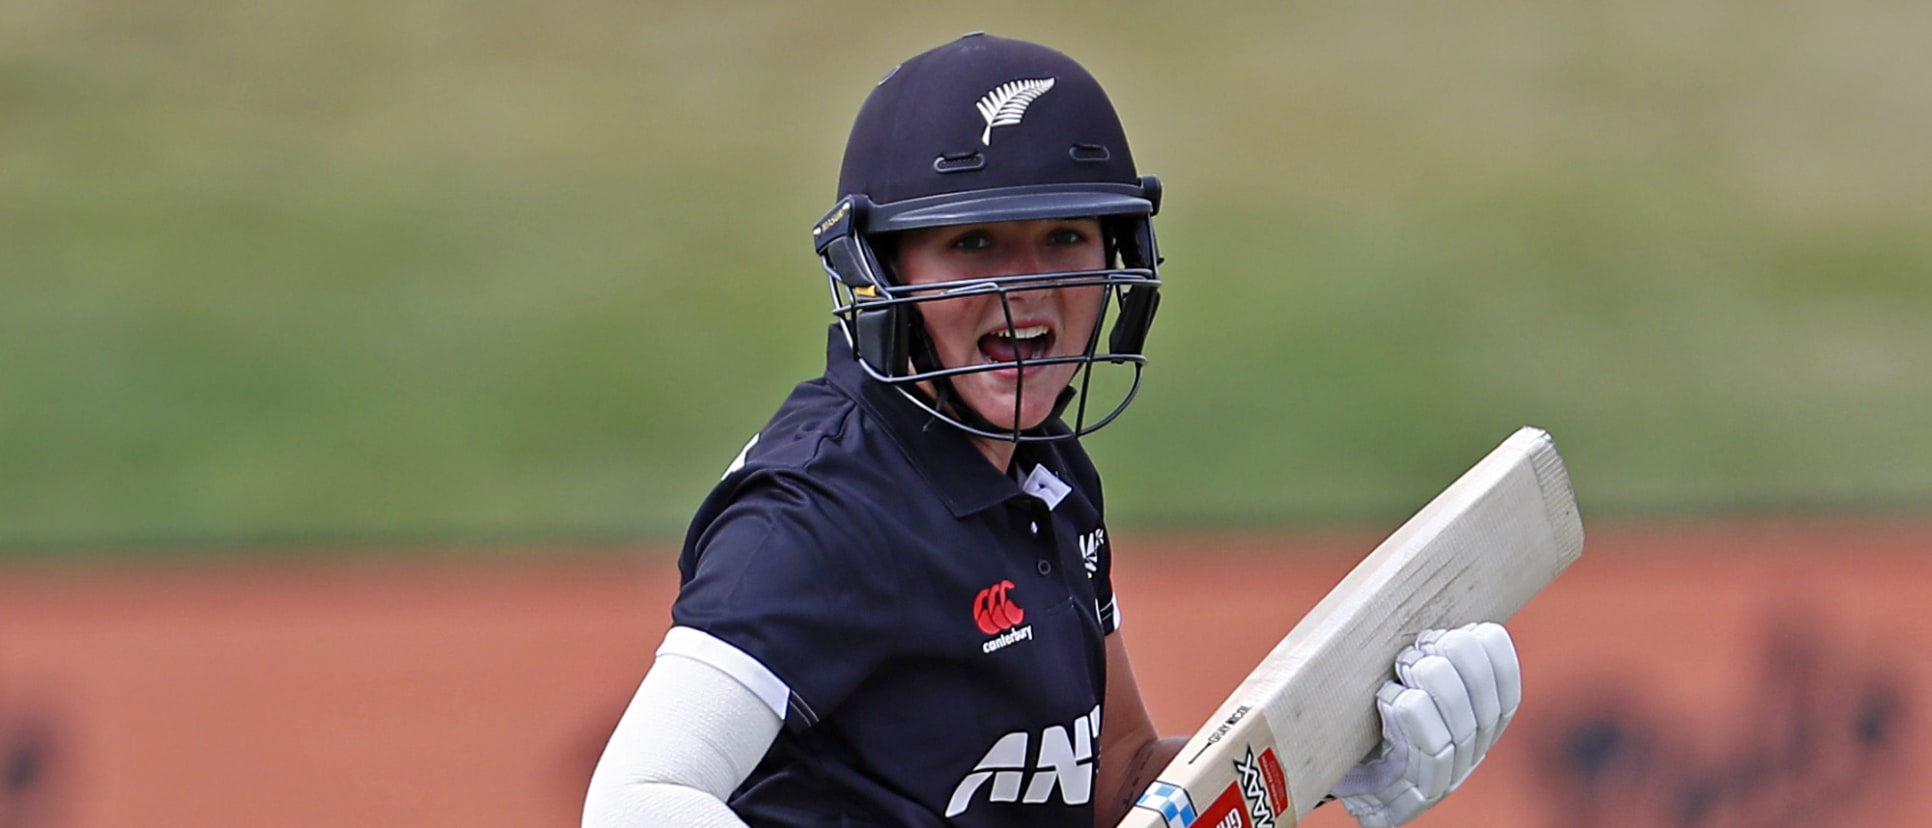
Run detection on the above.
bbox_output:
[1417,626,1501,736]
[1471,622,1522,759]
[1387,682,1458,801]
[1414,623,1522,790]
[1332,681,1455,828]
[1395,647,1479,785]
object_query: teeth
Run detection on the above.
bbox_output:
[1002,325,1050,340]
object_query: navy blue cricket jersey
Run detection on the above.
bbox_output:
[666,327,1123,828]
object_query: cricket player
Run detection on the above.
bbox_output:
[584,33,1520,828]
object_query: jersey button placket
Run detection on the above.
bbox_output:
[1016,502,1055,577]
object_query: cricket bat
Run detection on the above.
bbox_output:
[1118,426,1584,828]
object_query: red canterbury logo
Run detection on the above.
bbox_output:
[973,580,1026,635]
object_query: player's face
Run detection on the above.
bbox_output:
[894,218,1108,434]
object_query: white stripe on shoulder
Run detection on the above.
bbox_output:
[658,626,791,721]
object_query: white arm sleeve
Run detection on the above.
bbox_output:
[582,629,786,828]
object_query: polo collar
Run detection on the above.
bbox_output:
[822,326,1038,518]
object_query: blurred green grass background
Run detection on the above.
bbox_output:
[5,1,1930,551]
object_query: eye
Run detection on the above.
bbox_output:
[1046,226,1089,246]
[949,230,994,252]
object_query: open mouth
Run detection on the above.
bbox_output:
[978,324,1054,366]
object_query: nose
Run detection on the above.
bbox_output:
[1000,241,1055,279]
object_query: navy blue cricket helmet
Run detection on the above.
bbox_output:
[811,33,1165,442]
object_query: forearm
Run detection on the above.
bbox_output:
[1094,735,1187,826]
[583,780,751,828]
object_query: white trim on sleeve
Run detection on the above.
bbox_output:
[658,625,792,721]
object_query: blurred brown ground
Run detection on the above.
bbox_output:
[0,518,1925,827]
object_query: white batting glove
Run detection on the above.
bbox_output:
[1329,622,1521,828]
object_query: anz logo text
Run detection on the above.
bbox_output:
[944,704,1102,817]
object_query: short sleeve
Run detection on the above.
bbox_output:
[1093,524,1120,635]
[672,475,903,731]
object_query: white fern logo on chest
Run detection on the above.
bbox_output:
[1079,527,1104,576]
[976,78,1055,146]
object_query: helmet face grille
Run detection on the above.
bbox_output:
[823,262,1160,443]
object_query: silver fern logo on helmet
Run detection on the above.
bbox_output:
[976,78,1055,146]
